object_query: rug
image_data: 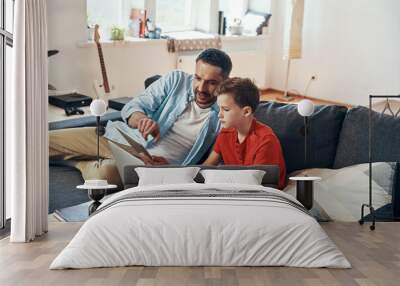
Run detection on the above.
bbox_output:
[363,203,400,222]
[53,201,91,222]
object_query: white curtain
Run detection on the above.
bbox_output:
[8,0,49,242]
[283,0,304,59]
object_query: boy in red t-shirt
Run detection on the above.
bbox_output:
[203,77,286,189]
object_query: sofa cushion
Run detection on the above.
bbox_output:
[254,101,347,173]
[334,106,400,168]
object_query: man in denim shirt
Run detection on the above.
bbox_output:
[50,48,232,187]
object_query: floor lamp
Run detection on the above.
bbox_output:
[90,99,107,167]
[77,99,117,215]
[276,0,305,102]
[289,99,319,211]
[297,99,315,167]
[282,58,294,100]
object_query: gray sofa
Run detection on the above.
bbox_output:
[254,102,400,220]
[50,101,400,219]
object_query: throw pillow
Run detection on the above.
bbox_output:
[135,167,200,186]
[200,169,266,185]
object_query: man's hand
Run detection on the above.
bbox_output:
[151,156,169,165]
[136,153,168,165]
[137,152,154,165]
[137,118,161,142]
[127,112,160,142]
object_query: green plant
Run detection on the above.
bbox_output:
[111,26,125,41]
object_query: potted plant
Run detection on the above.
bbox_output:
[111,26,125,41]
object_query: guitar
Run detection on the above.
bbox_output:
[93,24,117,102]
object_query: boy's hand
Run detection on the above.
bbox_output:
[202,151,221,166]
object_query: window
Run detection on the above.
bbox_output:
[219,0,271,16]
[219,0,248,27]
[248,0,271,14]
[219,0,271,35]
[87,0,144,39]
[155,0,192,32]
[86,0,271,38]
[1,0,14,230]
[121,0,145,29]
[87,0,195,39]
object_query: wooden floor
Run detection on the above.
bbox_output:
[0,221,399,286]
[261,89,398,113]
[260,89,353,108]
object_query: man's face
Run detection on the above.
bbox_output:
[193,60,225,109]
[217,93,251,129]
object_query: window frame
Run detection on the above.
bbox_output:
[0,0,13,231]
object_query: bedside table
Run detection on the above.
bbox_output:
[77,183,117,215]
[289,176,321,210]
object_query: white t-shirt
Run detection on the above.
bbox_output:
[147,100,211,164]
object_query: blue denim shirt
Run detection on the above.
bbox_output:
[104,70,220,165]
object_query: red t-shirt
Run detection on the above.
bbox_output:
[214,119,286,189]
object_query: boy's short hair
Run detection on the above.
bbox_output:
[216,77,260,112]
[196,48,232,78]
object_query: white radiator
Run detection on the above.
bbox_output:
[177,50,268,89]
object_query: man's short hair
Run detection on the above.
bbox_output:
[216,77,260,113]
[196,48,232,78]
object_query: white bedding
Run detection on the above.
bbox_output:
[50,183,350,269]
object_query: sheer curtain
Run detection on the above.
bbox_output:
[8,0,48,242]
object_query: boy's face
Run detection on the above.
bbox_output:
[217,93,252,129]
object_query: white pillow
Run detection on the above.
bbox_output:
[135,167,201,186]
[200,169,266,185]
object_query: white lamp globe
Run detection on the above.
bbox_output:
[297,99,315,117]
[90,99,107,116]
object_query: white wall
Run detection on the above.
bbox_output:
[47,0,176,99]
[269,0,400,106]
[47,0,270,100]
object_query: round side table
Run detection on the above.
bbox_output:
[289,176,321,210]
[77,184,117,215]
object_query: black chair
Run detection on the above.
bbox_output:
[144,75,161,89]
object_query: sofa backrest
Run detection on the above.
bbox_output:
[334,106,400,168]
[254,101,348,173]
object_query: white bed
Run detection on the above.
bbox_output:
[50,183,350,269]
